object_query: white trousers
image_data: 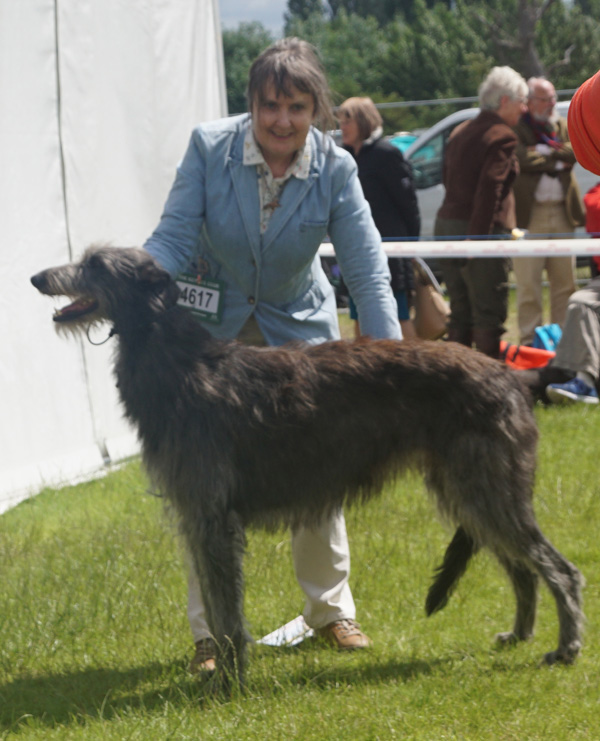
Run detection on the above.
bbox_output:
[513,200,576,345]
[187,511,356,641]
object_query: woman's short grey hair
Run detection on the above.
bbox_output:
[247,38,335,132]
[478,66,528,111]
[338,97,383,141]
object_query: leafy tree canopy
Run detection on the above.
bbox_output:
[222,1,600,130]
[222,22,274,114]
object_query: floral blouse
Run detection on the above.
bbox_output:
[243,128,312,234]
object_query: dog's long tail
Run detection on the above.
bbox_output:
[426,526,478,616]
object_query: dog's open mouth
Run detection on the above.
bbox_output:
[53,297,99,322]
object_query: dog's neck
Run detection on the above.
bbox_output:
[109,304,180,340]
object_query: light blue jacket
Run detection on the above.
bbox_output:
[144,114,401,345]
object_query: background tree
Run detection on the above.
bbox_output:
[222,22,273,113]
[286,10,389,101]
[534,1,600,87]
[468,0,558,77]
[573,0,600,12]
[224,1,600,127]
[286,0,491,129]
[284,0,325,24]
[325,0,453,24]
[379,0,493,127]
[465,0,600,84]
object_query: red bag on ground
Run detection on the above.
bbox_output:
[500,341,555,370]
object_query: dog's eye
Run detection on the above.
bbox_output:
[87,254,105,271]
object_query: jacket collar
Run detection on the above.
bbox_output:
[362,126,384,148]
[477,109,506,125]
[344,126,383,158]
[242,126,312,180]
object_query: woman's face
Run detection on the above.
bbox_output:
[252,83,316,173]
[339,112,361,150]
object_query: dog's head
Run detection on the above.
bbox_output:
[31,246,180,335]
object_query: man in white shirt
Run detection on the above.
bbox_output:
[512,77,585,346]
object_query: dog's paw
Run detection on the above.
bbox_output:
[494,631,520,647]
[542,641,581,666]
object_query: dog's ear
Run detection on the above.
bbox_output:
[137,260,171,288]
[161,280,181,309]
[137,259,180,309]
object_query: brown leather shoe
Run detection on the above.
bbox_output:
[189,638,216,674]
[317,619,372,650]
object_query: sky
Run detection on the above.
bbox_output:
[218,0,288,36]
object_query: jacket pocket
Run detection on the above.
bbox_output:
[299,220,329,240]
[279,278,329,321]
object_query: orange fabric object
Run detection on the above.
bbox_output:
[584,182,600,232]
[583,183,600,271]
[568,70,600,176]
[500,341,555,370]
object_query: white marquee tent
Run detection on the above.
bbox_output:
[0,0,227,513]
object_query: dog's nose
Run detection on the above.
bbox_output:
[31,273,45,290]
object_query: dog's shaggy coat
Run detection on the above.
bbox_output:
[31,246,584,686]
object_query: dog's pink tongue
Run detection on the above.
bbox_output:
[53,298,98,322]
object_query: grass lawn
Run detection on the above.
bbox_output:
[2,289,600,739]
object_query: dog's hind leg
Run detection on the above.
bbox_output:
[494,556,538,645]
[426,526,479,616]
[527,535,583,664]
[494,527,583,664]
[187,509,248,688]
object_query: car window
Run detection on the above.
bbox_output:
[410,132,443,189]
[403,100,598,238]
[409,123,463,189]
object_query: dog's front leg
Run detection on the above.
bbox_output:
[188,510,248,690]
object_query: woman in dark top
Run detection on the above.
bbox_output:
[339,97,421,338]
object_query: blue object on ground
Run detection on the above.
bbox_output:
[546,377,599,405]
[533,323,562,351]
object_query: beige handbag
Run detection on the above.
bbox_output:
[412,258,450,340]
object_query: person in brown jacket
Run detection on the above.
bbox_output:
[512,77,585,346]
[434,66,528,358]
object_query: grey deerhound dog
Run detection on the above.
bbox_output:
[31,245,583,686]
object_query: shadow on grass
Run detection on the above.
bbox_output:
[0,660,200,732]
[285,653,444,687]
[0,639,541,732]
[249,635,544,694]
[0,644,450,732]
[247,638,459,697]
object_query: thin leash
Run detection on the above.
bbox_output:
[84,322,164,500]
[84,303,181,346]
[85,325,117,346]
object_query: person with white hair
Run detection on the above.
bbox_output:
[434,66,528,358]
[518,68,600,405]
[511,77,585,346]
